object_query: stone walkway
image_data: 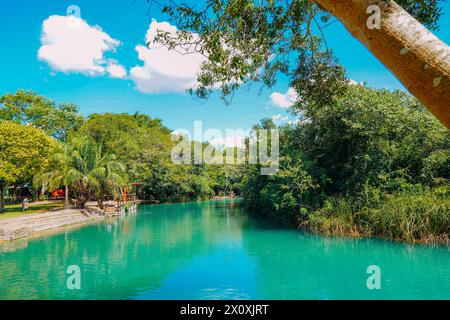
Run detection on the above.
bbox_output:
[0,209,104,241]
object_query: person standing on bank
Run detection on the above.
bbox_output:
[22,198,29,212]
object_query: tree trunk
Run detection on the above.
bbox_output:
[40,183,46,201]
[0,183,5,213]
[314,0,450,129]
[12,186,18,202]
[64,185,70,209]
[97,194,104,210]
[76,195,88,209]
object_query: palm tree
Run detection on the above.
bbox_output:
[35,137,127,209]
[34,166,71,209]
[92,149,127,210]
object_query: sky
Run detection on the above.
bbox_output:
[0,0,449,139]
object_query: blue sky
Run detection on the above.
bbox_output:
[0,0,449,134]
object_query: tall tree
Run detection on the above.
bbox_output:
[79,113,173,185]
[0,90,84,141]
[0,121,54,213]
[314,0,449,129]
[35,137,127,209]
[79,113,219,201]
[150,0,449,128]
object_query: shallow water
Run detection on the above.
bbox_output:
[0,200,449,300]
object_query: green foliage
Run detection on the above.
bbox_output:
[2,86,447,244]
[297,85,450,194]
[242,154,317,223]
[0,121,54,184]
[211,165,244,196]
[304,187,450,244]
[0,101,242,207]
[35,137,127,209]
[241,85,450,243]
[396,0,444,30]
[78,113,235,202]
[144,162,216,202]
[0,121,54,212]
[0,90,84,141]
[78,113,172,184]
[155,0,345,104]
[153,0,444,103]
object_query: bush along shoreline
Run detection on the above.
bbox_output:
[241,85,450,245]
[301,187,450,245]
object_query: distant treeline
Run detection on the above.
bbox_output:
[0,90,242,212]
[1,86,449,244]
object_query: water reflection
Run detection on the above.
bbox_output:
[0,200,448,300]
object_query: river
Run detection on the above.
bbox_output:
[0,200,448,299]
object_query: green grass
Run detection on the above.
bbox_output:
[301,187,450,245]
[0,203,64,220]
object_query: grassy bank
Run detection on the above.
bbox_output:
[0,203,64,220]
[301,187,450,245]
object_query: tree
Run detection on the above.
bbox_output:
[0,121,54,213]
[33,149,71,209]
[240,85,450,240]
[79,113,173,188]
[150,0,449,128]
[314,0,449,129]
[0,90,84,141]
[296,84,450,194]
[35,137,127,209]
[94,155,128,209]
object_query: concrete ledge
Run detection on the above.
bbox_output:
[0,209,105,241]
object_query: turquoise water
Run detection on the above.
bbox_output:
[0,200,449,300]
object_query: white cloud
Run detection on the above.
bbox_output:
[287,119,300,125]
[271,114,289,123]
[349,79,364,86]
[38,15,125,78]
[270,87,298,108]
[107,62,127,79]
[130,20,207,93]
[271,114,282,121]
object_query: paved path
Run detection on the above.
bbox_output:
[0,209,104,241]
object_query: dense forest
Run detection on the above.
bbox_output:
[242,84,450,244]
[0,90,242,209]
[1,85,449,244]
[130,0,449,244]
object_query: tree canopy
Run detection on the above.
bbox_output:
[35,137,128,209]
[0,121,54,186]
[148,0,444,104]
[0,121,54,211]
[78,112,237,201]
[241,84,450,242]
[0,85,448,242]
[0,90,84,141]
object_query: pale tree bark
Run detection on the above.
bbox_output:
[314,0,450,129]
[64,185,70,209]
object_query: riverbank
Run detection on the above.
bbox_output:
[243,187,450,246]
[0,209,105,241]
[0,201,65,220]
[1,200,449,300]
[0,198,213,242]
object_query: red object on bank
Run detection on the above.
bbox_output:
[51,189,65,198]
